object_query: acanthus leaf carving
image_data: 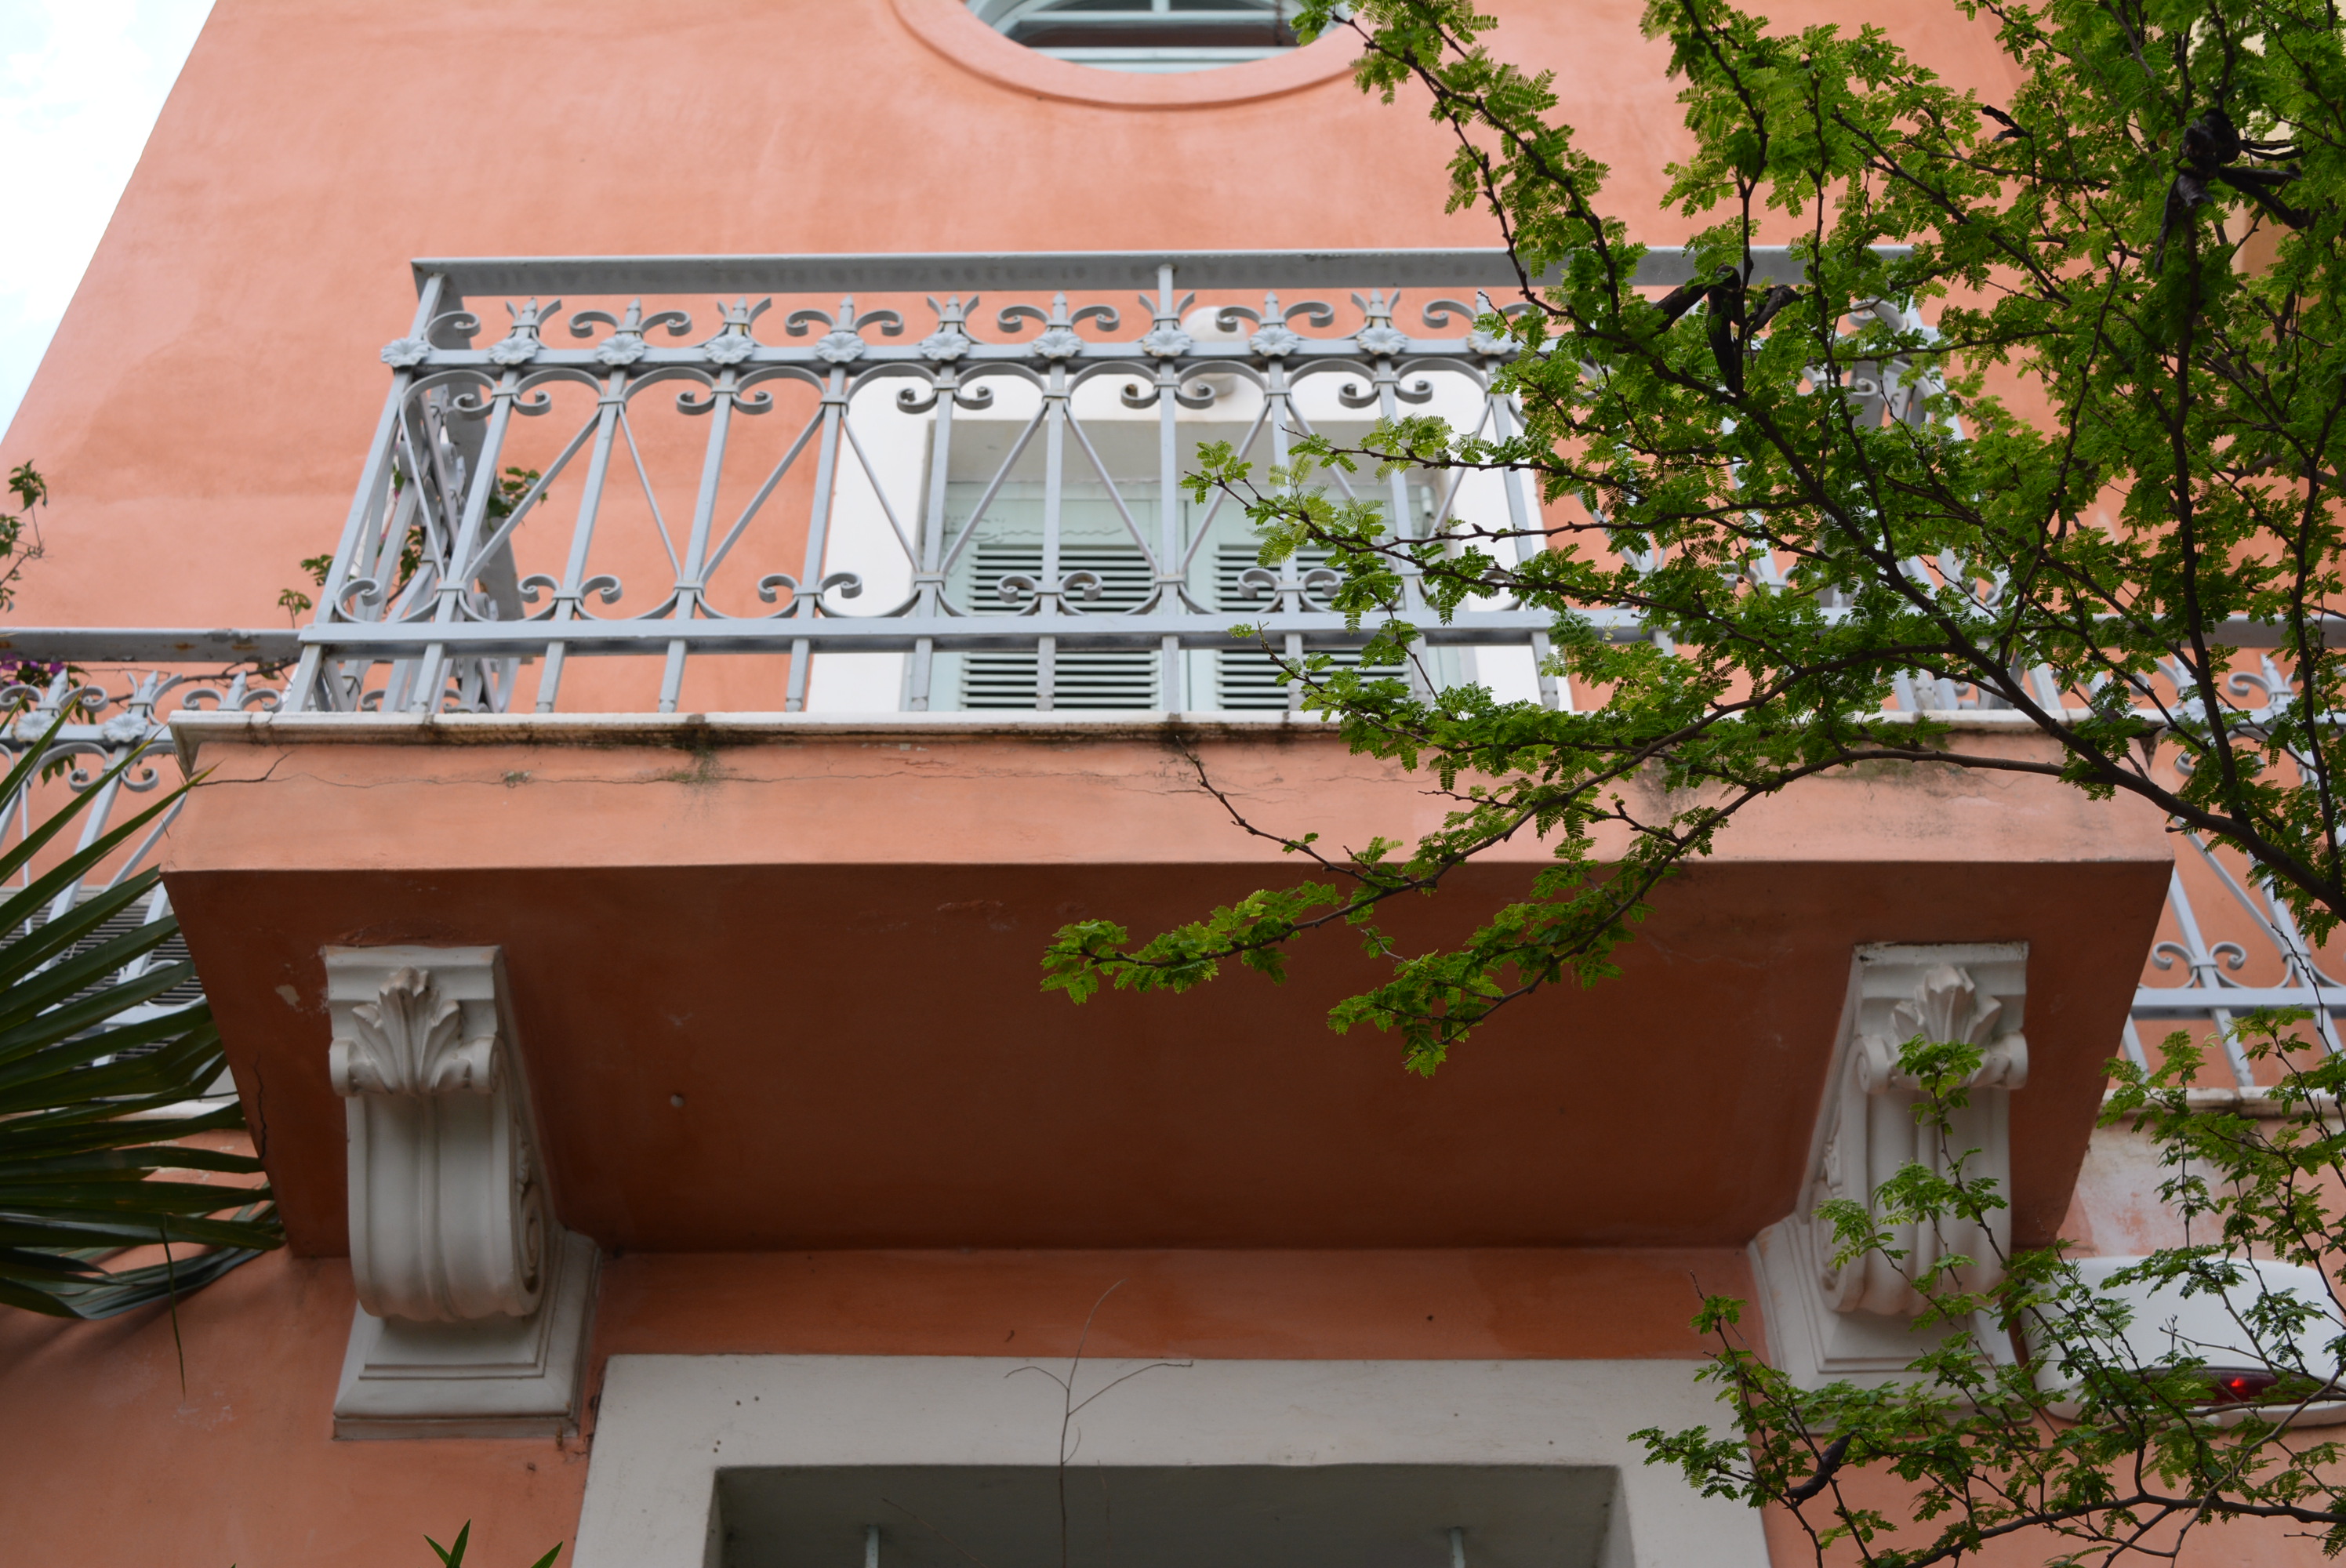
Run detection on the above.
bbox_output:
[329,966,499,1097]
[1806,946,2028,1319]
[1801,948,2027,1314]
[1854,963,2029,1094]
[1749,943,2032,1390]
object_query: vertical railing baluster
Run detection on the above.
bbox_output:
[2163,866,2254,1086]
[43,753,124,931]
[411,348,529,713]
[664,361,743,714]
[325,461,416,713]
[2257,884,2345,1055]
[538,368,629,713]
[1486,368,1561,710]
[1156,263,1186,712]
[1366,289,1432,700]
[1264,340,1307,712]
[2188,828,2346,1058]
[1037,346,1071,713]
[906,358,960,713]
[348,447,392,601]
[786,358,852,713]
[290,273,446,713]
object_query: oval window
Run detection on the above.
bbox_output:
[964,0,1305,73]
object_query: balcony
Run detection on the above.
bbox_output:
[269,248,1652,718]
[0,251,2308,1296]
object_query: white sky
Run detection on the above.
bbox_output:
[0,0,214,439]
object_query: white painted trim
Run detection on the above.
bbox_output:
[325,946,548,1323]
[1751,1218,2016,1388]
[571,1355,1767,1568]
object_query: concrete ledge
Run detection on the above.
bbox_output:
[168,708,1345,768]
[168,702,2086,770]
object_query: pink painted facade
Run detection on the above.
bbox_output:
[0,4,2318,1566]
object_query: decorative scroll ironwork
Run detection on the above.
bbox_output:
[285,252,1608,719]
[280,248,1986,721]
[0,666,282,1041]
[2130,828,2346,1090]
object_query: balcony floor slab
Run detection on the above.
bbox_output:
[159,717,2173,1258]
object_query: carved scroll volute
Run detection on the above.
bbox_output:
[1810,948,2028,1319]
[325,948,546,1324]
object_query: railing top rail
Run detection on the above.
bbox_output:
[0,628,300,663]
[409,245,1884,299]
[0,618,2325,664]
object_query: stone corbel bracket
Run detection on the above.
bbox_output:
[1752,942,2028,1388]
[325,945,597,1439]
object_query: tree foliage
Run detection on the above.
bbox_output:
[0,460,47,615]
[1038,0,2346,1559]
[1043,0,2346,1073]
[1639,1021,2346,1565]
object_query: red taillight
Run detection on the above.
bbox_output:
[2210,1371,2279,1405]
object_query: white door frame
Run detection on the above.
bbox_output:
[572,1355,1770,1568]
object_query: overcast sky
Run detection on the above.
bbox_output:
[0,0,214,439]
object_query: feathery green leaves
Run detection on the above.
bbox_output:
[1053,0,2346,1067]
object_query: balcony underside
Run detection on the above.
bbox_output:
[160,713,2171,1257]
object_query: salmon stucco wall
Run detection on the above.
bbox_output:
[0,0,2140,1566]
[0,0,2024,632]
[0,1244,1747,1568]
[0,1250,588,1568]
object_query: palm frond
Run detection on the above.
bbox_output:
[0,708,281,1318]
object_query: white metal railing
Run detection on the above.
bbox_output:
[281,248,1922,720]
[0,668,279,1051]
[2129,830,2346,1091]
[268,247,2324,729]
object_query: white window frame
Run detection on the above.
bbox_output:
[571,1355,1769,1568]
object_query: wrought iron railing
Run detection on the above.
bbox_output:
[275,248,1929,719]
[2130,832,2346,1093]
[0,669,281,1085]
[228,246,2305,729]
